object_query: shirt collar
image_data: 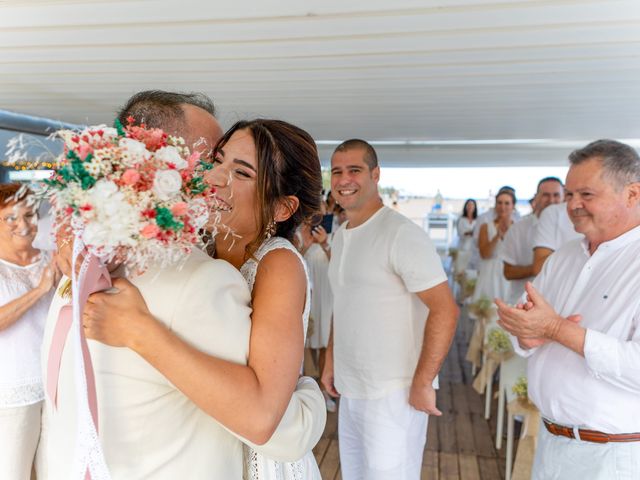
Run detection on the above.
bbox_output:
[581,223,640,257]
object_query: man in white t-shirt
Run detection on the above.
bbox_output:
[321,139,458,479]
[501,177,564,303]
[496,139,640,479]
[532,201,584,274]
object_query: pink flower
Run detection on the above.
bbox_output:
[171,202,188,216]
[187,151,201,169]
[121,169,141,185]
[140,224,160,239]
[78,143,93,160]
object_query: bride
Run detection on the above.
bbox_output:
[83,119,324,478]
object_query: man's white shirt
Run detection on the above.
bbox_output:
[514,225,640,433]
[500,214,538,304]
[534,202,583,251]
[328,207,446,399]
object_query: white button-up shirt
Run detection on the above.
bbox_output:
[515,224,640,433]
[534,202,583,251]
[501,213,538,304]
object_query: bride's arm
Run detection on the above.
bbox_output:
[84,249,306,445]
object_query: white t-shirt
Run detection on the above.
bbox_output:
[534,202,583,251]
[501,214,538,304]
[328,207,447,399]
[0,253,53,407]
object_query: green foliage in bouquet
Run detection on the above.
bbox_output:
[512,376,528,400]
[487,327,512,354]
[469,296,492,319]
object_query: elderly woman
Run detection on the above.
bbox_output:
[0,183,58,479]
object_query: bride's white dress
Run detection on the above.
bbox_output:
[240,237,322,480]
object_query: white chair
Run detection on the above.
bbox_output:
[496,355,527,449]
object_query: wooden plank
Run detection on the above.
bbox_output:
[477,456,501,480]
[455,412,476,454]
[438,412,458,453]
[313,437,330,464]
[458,454,481,480]
[318,438,340,480]
[422,450,439,479]
[471,413,495,457]
[334,469,342,480]
[323,410,339,439]
[426,415,440,451]
[440,452,460,480]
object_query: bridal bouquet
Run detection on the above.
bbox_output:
[45,119,214,273]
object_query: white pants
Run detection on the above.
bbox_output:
[0,401,42,480]
[533,421,640,480]
[338,388,428,480]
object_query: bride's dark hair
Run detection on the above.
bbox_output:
[214,119,323,257]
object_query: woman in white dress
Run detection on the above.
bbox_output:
[83,119,323,479]
[473,191,515,302]
[0,184,58,479]
[455,198,478,272]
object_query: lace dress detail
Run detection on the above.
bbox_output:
[239,237,318,480]
[0,253,52,408]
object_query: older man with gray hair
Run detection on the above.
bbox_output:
[496,139,640,479]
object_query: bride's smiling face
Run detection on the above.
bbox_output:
[205,129,259,238]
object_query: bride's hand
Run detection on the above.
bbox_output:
[83,277,155,349]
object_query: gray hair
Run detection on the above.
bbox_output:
[116,90,216,131]
[569,139,640,190]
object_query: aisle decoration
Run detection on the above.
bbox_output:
[31,119,216,479]
[473,326,513,394]
[465,296,493,367]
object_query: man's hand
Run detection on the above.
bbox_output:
[83,277,155,349]
[495,282,582,344]
[409,380,442,416]
[320,347,340,398]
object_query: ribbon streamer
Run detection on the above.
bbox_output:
[46,239,112,480]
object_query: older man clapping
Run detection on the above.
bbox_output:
[495,139,640,480]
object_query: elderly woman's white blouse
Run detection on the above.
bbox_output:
[0,253,53,407]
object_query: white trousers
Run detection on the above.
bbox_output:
[338,388,428,480]
[0,401,42,480]
[533,421,640,480]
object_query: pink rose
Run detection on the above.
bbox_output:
[171,202,188,216]
[121,169,141,185]
[140,224,160,239]
[78,143,93,160]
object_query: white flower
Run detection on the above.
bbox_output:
[155,146,188,170]
[90,179,118,201]
[81,192,139,249]
[153,170,183,201]
[119,138,150,161]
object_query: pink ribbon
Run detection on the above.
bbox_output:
[46,253,111,459]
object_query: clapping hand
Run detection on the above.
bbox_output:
[495,282,581,348]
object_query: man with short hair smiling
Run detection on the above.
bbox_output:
[496,139,640,479]
[321,139,458,479]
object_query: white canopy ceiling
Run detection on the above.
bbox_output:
[1,0,640,166]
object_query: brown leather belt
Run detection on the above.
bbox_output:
[543,419,640,443]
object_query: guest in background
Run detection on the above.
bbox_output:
[473,190,515,302]
[455,198,478,272]
[0,183,58,480]
[502,177,564,303]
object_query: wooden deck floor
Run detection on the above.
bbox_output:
[313,306,512,479]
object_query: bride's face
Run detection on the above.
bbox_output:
[205,129,259,239]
